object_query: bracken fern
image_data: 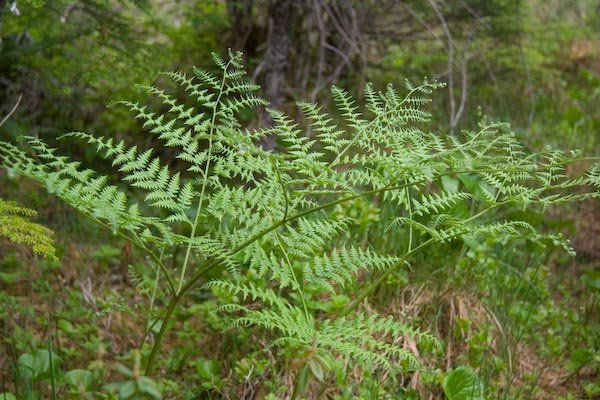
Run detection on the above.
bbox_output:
[1,51,599,390]
[0,198,57,260]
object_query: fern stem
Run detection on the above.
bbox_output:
[275,231,309,320]
[147,249,175,295]
[328,84,427,168]
[177,59,232,294]
[139,261,162,350]
[147,60,232,372]
[144,293,180,375]
[47,333,57,400]
[145,169,519,374]
[274,160,289,221]
[405,186,413,252]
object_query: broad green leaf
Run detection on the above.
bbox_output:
[17,349,58,382]
[309,359,324,382]
[443,366,484,400]
[137,376,162,399]
[65,369,93,391]
[58,319,75,334]
[441,176,459,194]
[196,358,220,380]
[115,363,134,378]
[294,364,310,397]
[118,381,136,399]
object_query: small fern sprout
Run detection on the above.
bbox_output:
[1,51,599,391]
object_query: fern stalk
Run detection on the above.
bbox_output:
[176,59,232,294]
[2,52,598,386]
[145,176,413,373]
[405,185,413,252]
[145,171,505,372]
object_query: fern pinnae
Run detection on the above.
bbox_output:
[192,67,221,92]
[4,51,600,383]
[22,137,182,292]
[304,246,400,292]
[0,198,57,260]
[65,131,192,219]
[274,230,310,319]
[412,190,471,216]
[177,54,236,294]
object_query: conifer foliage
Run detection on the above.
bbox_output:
[1,51,599,386]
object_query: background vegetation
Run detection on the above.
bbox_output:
[1,0,599,399]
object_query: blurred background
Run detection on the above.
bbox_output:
[1,0,599,150]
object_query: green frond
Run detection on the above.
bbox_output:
[206,281,313,341]
[2,51,599,385]
[586,163,600,189]
[412,191,471,216]
[364,82,385,115]
[282,217,353,258]
[4,136,169,242]
[193,67,221,91]
[298,101,350,155]
[162,70,215,105]
[248,245,298,290]
[318,314,438,374]
[0,198,57,260]
[303,246,400,292]
[220,94,268,115]
[64,131,194,219]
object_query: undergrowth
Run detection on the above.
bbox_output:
[1,51,599,399]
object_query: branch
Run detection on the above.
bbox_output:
[427,0,456,131]
[0,93,22,128]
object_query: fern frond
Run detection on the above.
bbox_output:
[303,246,400,292]
[0,198,57,260]
[281,217,353,258]
[413,191,471,216]
[318,313,438,374]
[2,51,598,385]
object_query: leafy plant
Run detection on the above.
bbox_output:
[443,366,484,400]
[1,51,599,396]
[0,198,56,260]
[104,351,161,400]
[11,348,60,399]
[17,349,59,383]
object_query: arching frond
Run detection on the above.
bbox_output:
[2,51,598,384]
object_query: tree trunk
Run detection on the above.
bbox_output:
[226,0,254,53]
[263,0,296,110]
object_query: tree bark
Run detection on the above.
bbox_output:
[263,0,296,110]
[226,0,255,53]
